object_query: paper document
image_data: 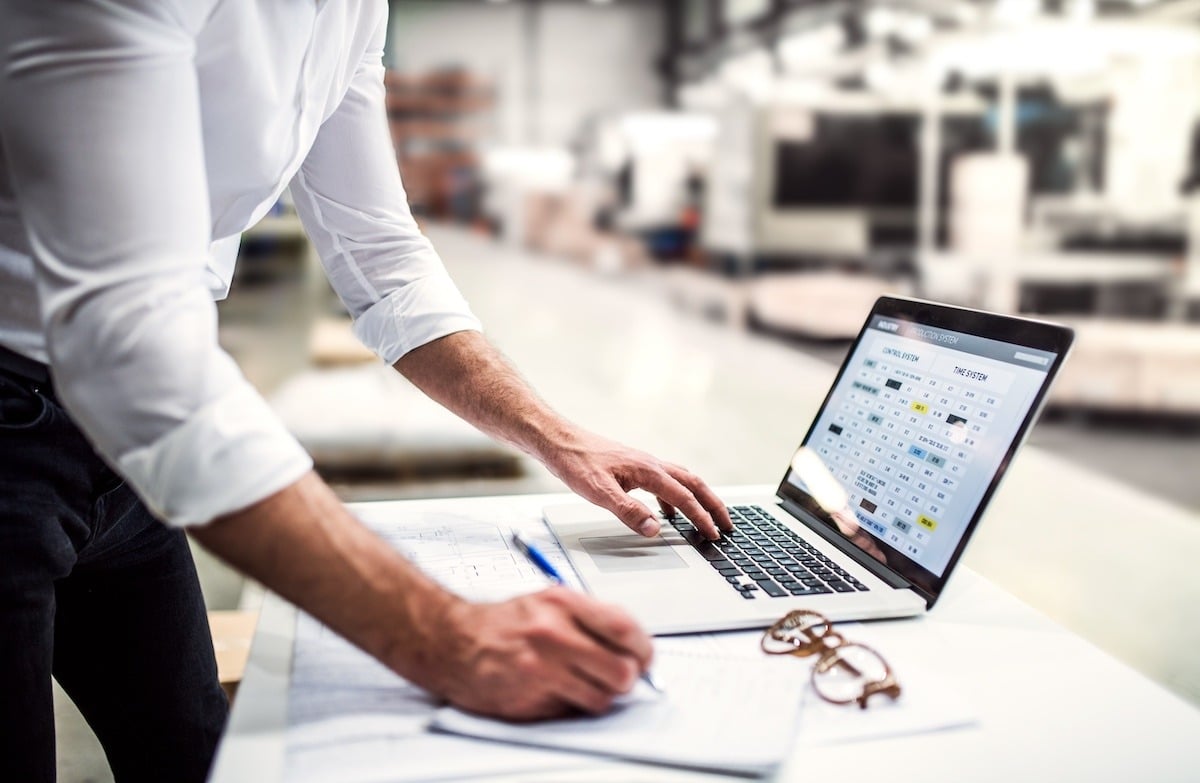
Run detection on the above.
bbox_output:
[364,507,584,599]
[791,620,978,746]
[431,649,807,777]
[283,510,585,783]
[654,622,978,752]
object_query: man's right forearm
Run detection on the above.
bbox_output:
[191,470,658,720]
[188,471,462,692]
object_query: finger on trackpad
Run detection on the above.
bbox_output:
[579,536,689,573]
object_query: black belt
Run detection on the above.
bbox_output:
[0,345,52,388]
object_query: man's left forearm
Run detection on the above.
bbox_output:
[393,330,732,538]
[393,330,573,463]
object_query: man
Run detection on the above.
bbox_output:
[0,2,732,781]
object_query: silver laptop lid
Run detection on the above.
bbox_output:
[775,297,1074,607]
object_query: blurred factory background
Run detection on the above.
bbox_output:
[291,0,1200,495]
[55,0,1200,779]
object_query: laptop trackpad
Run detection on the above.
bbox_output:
[579,536,689,573]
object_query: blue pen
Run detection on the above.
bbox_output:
[510,531,663,694]
[511,531,566,584]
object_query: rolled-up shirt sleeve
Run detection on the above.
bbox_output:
[0,1,311,526]
[289,13,482,365]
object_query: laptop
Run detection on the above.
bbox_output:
[544,296,1074,634]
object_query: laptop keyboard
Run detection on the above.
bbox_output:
[667,505,870,600]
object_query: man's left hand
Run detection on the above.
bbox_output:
[542,429,732,540]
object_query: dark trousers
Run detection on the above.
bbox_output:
[0,357,228,782]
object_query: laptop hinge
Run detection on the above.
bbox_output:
[778,498,913,590]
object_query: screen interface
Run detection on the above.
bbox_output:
[785,315,1058,578]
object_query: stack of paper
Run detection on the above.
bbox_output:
[431,648,808,777]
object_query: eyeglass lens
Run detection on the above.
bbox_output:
[761,610,834,655]
[811,642,892,706]
[762,610,901,708]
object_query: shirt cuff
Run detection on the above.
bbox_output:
[352,275,483,364]
[116,381,313,527]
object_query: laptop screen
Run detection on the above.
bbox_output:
[778,298,1071,604]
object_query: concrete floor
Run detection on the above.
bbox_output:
[54,225,1200,781]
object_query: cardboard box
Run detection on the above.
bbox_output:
[208,611,259,703]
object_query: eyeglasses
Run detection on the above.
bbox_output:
[760,610,901,709]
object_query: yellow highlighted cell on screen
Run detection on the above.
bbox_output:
[911,401,929,414]
[917,514,938,531]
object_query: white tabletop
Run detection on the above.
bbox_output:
[209,488,1200,783]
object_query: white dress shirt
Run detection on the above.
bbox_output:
[0,0,482,526]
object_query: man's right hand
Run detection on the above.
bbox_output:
[426,587,654,721]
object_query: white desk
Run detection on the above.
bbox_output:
[210,489,1200,783]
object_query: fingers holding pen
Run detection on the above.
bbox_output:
[555,587,654,672]
[434,587,655,722]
